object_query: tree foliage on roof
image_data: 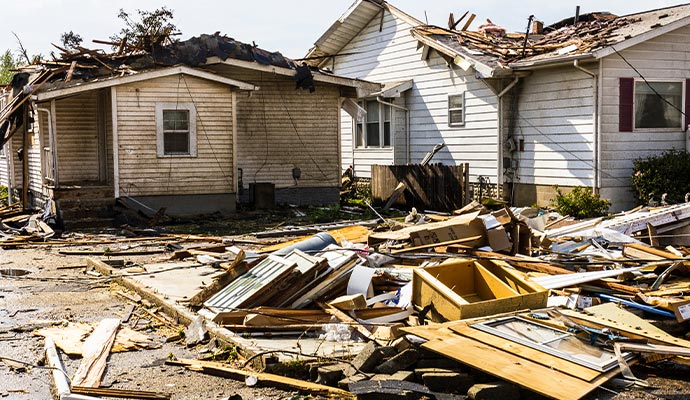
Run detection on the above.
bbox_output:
[60,31,83,50]
[109,7,180,51]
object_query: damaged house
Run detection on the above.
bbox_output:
[308,1,690,211]
[0,34,377,227]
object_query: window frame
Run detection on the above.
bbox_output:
[354,99,392,149]
[632,79,685,132]
[155,102,197,158]
[448,93,466,127]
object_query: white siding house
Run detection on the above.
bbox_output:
[311,1,690,211]
[308,1,503,186]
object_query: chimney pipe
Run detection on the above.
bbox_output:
[532,20,544,34]
[574,6,581,24]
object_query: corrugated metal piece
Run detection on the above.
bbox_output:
[204,255,295,310]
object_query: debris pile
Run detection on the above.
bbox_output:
[6,200,690,398]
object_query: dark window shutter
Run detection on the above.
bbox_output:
[619,77,634,132]
[685,79,690,131]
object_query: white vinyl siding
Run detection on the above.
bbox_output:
[600,24,690,210]
[514,66,595,188]
[115,74,234,197]
[204,65,341,189]
[332,10,498,180]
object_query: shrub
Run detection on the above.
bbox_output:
[550,186,611,219]
[632,149,690,205]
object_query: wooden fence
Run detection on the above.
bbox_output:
[371,163,470,211]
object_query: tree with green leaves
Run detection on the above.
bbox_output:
[110,7,180,51]
[0,50,17,85]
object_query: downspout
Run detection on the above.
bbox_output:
[36,107,58,188]
[377,96,410,163]
[573,59,598,192]
[497,76,520,201]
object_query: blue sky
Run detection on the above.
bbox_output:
[1,1,683,61]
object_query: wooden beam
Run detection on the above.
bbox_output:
[72,318,120,387]
[461,14,476,31]
[167,359,355,399]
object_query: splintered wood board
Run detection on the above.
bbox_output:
[560,303,690,348]
[449,322,601,382]
[421,329,613,400]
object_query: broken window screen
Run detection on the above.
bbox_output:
[162,109,190,154]
[448,93,465,126]
[472,316,626,371]
[635,81,683,129]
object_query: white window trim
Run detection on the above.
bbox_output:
[448,93,466,127]
[155,102,197,157]
[355,100,392,149]
[632,79,685,132]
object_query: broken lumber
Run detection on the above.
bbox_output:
[70,387,170,400]
[167,359,355,399]
[71,318,120,387]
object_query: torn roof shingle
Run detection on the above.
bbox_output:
[414,3,690,71]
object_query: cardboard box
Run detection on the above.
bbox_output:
[412,259,547,322]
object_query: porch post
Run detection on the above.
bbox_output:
[22,105,29,210]
[111,87,120,198]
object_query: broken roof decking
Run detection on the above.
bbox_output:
[412,3,690,71]
[36,65,257,101]
[27,32,378,100]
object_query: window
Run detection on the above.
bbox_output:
[156,103,197,157]
[472,316,631,372]
[355,100,391,148]
[635,81,683,129]
[448,93,465,127]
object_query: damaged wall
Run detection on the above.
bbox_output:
[207,65,341,205]
[115,74,235,198]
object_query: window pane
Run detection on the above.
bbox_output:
[366,101,379,122]
[635,82,682,129]
[449,94,463,108]
[384,122,391,146]
[384,104,391,121]
[449,109,464,125]
[367,122,380,146]
[163,110,190,131]
[164,131,189,154]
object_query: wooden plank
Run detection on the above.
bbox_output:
[71,386,170,399]
[167,359,355,399]
[560,303,690,348]
[71,318,120,388]
[421,329,609,400]
[448,322,601,381]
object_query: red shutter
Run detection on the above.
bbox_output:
[685,79,690,131]
[619,77,634,132]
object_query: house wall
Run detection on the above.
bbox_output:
[206,65,341,205]
[511,65,596,206]
[331,10,499,181]
[600,24,690,211]
[0,92,11,192]
[53,91,101,183]
[115,74,234,203]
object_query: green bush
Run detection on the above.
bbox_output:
[550,186,611,219]
[632,149,690,205]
